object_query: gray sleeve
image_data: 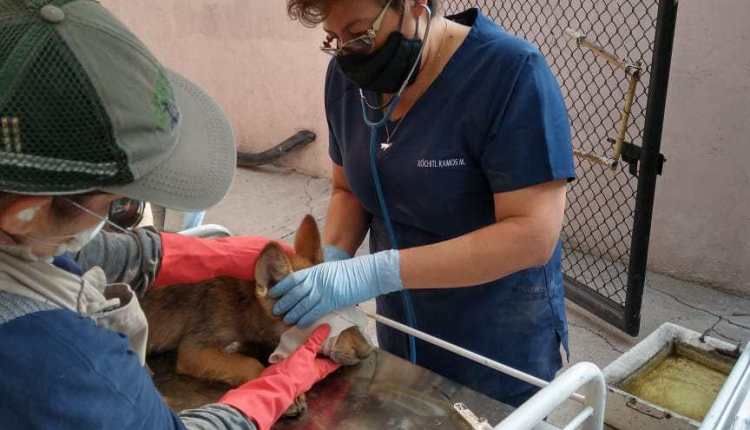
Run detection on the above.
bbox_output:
[179,404,257,430]
[72,227,162,297]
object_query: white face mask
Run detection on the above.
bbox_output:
[52,217,107,256]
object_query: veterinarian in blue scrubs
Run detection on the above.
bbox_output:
[273,0,575,406]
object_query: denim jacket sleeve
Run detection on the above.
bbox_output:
[72,227,162,297]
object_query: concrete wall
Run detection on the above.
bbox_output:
[102,1,749,295]
[101,0,332,178]
[648,0,750,296]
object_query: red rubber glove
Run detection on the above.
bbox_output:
[219,324,340,430]
[153,233,293,288]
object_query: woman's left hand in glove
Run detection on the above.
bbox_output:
[269,250,403,327]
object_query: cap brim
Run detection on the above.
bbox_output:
[101,70,236,212]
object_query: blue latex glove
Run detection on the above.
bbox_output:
[323,244,352,262]
[269,249,403,327]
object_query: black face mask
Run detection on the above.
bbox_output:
[336,31,423,94]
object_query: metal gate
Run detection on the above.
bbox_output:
[443,0,678,335]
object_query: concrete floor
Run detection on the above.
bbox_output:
[193,167,750,428]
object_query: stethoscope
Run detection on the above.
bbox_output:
[358,2,433,365]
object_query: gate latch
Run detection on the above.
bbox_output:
[609,138,666,176]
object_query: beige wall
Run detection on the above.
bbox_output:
[649,0,750,295]
[103,1,749,295]
[101,0,333,178]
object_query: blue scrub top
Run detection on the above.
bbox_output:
[325,9,575,407]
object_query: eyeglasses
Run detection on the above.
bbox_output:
[108,198,145,230]
[64,195,144,231]
[320,0,394,57]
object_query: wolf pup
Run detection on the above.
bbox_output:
[141,215,373,415]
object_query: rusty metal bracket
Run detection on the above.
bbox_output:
[566,29,643,170]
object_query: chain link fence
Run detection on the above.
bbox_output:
[443,0,677,335]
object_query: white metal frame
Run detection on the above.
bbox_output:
[699,341,750,430]
[494,362,606,430]
[178,224,233,238]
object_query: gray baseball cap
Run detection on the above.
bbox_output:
[0,0,236,211]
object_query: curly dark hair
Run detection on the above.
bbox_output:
[287,0,441,28]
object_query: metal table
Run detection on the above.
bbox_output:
[150,349,552,429]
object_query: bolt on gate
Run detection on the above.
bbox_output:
[442,0,678,335]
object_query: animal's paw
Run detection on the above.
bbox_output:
[330,327,374,366]
[329,349,362,366]
[282,394,307,418]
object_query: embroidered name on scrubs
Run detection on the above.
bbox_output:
[416,158,467,168]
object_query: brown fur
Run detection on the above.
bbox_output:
[141,215,373,415]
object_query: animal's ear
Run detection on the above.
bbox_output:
[294,215,323,264]
[255,242,293,298]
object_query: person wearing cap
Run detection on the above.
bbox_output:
[0,1,338,429]
[269,0,576,407]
